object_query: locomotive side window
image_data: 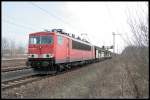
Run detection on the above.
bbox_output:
[72,40,91,51]
[58,35,63,45]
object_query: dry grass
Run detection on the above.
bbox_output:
[2,50,149,98]
[121,46,149,98]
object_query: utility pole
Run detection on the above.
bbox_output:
[112,32,121,55]
[112,32,115,54]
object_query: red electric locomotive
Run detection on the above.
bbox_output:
[27,29,95,73]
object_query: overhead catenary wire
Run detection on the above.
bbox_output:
[105,4,120,53]
[29,2,93,43]
[3,19,38,31]
[3,3,74,33]
[105,4,130,53]
[107,4,132,46]
[4,15,44,31]
[29,2,78,32]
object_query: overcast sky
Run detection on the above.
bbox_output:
[2,1,148,53]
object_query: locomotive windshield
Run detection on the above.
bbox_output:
[29,36,53,44]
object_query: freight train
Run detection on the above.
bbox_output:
[26,29,112,73]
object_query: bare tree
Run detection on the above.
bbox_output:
[17,45,25,54]
[2,37,9,56]
[122,2,149,64]
[9,39,16,57]
[2,37,27,58]
[126,3,148,47]
[121,3,149,98]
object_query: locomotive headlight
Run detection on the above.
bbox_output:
[28,54,34,58]
[28,54,38,58]
[31,55,34,57]
[42,54,53,58]
[47,54,52,58]
[46,54,49,57]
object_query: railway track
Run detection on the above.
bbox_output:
[1,63,85,90]
[2,58,111,91]
[2,75,40,90]
[2,66,30,72]
[2,58,27,61]
[2,58,27,71]
[1,68,38,83]
[1,64,86,91]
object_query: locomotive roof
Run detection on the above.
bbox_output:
[56,32,93,46]
[29,31,93,46]
[29,32,55,36]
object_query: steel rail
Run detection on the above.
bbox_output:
[2,66,30,72]
[2,75,41,90]
[2,57,112,83]
[1,68,39,83]
[2,58,112,91]
[2,58,27,61]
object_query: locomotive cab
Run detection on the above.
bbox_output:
[27,32,55,69]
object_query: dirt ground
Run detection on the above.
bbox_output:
[2,56,149,99]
